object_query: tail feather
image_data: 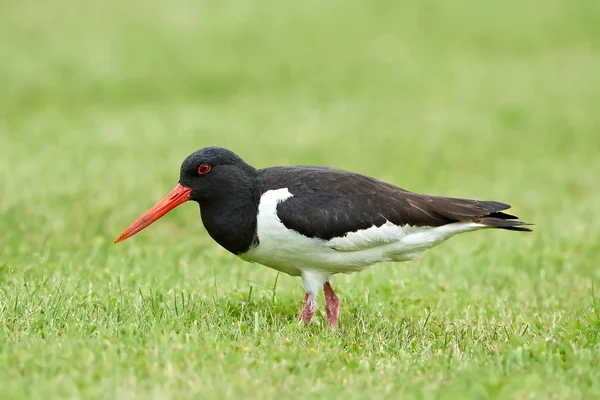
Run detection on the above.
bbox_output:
[478,216,533,232]
[474,200,532,231]
[403,194,532,232]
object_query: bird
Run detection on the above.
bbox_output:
[114,146,532,327]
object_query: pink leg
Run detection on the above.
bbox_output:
[323,281,340,327]
[299,292,316,324]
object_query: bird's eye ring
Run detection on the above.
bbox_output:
[198,164,212,175]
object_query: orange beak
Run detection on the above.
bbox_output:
[114,183,192,243]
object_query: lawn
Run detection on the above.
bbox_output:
[1,0,600,398]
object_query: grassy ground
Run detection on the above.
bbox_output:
[1,0,600,398]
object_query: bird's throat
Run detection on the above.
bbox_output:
[199,192,260,255]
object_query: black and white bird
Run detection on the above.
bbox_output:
[115,146,532,327]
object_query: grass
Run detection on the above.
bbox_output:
[1,0,600,398]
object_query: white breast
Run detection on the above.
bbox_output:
[238,188,487,276]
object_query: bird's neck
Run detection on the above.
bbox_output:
[199,184,260,255]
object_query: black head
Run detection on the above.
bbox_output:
[179,146,257,202]
[114,146,257,244]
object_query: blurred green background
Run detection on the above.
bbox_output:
[1,0,599,399]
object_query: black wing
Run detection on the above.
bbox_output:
[257,166,531,241]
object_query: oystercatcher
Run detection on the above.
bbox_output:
[115,146,531,327]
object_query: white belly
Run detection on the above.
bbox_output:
[238,188,486,277]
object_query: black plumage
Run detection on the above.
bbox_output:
[258,166,531,242]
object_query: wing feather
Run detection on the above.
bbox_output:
[257,166,531,241]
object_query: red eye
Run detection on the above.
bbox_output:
[197,164,211,175]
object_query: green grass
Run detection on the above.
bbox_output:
[1,0,600,398]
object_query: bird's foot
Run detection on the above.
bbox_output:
[323,281,340,327]
[299,292,316,324]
